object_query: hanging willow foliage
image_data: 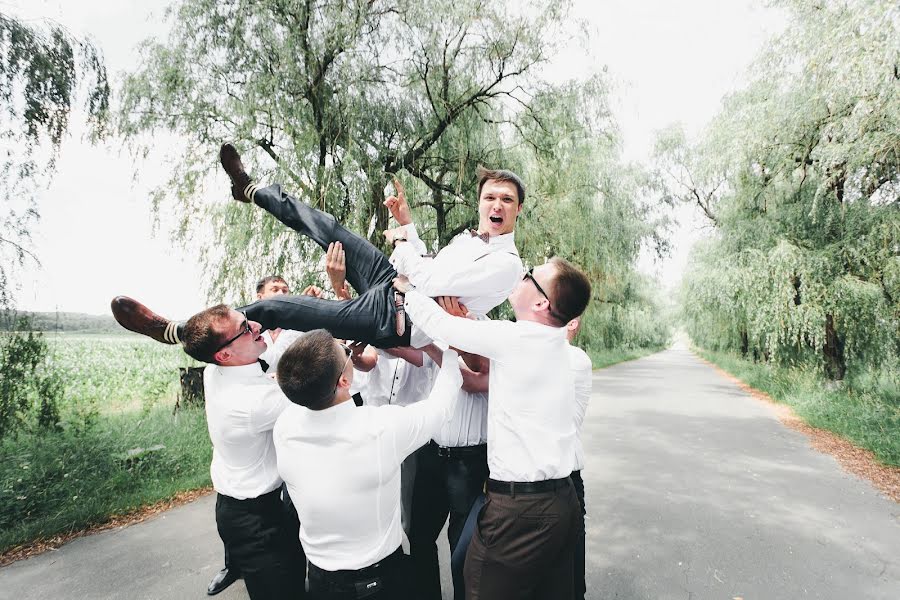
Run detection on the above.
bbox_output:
[664,0,899,379]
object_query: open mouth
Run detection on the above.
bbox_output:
[489,215,503,225]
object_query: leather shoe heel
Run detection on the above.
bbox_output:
[219,143,253,203]
[110,296,183,345]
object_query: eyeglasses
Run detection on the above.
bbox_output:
[523,267,565,322]
[215,314,252,354]
[332,343,353,397]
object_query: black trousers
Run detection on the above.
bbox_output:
[307,547,410,600]
[215,488,306,600]
[409,441,489,600]
[241,184,409,348]
[464,478,580,600]
[571,470,586,600]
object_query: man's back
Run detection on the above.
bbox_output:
[273,350,462,571]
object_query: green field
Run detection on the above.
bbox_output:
[0,333,212,553]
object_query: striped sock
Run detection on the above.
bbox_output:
[244,183,259,203]
[163,321,181,345]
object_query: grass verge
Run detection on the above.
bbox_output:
[0,404,211,554]
[698,349,900,468]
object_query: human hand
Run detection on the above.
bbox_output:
[383,226,408,246]
[383,177,412,225]
[393,275,414,294]
[436,296,468,318]
[349,341,368,358]
[325,242,350,299]
[301,285,324,298]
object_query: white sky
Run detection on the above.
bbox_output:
[4,0,785,318]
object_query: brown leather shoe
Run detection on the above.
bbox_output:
[219,142,253,202]
[110,296,183,345]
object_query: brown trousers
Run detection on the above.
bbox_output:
[463,479,580,600]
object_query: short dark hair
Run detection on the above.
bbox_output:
[277,329,344,410]
[256,275,287,295]
[548,257,592,327]
[182,304,232,363]
[476,165,526,205]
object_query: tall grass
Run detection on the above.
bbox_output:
[0,334,211,553]
[699,349,900,467]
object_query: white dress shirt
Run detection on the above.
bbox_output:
[433,383,488,448]
[568,344,593,471]
[274,351,461,571]
[390,223,523,347]
[405,291,576,482]
[204,362,289,499]
[362,349,436,407]
[258,329,304,372]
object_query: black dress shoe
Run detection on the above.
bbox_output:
[207,567,240,595]
[110,296,183,345]
[219,142,253,202]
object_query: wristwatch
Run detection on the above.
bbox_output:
[391,237,408,248]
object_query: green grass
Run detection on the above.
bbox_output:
[699,349,900,467]
[0,333,211,553]
[587,346,665,369]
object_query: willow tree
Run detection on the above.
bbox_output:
[117,0,570,300]
[664,0,899,379]
[0,14,109,307]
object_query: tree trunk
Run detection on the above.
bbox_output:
[823,313,846,380]
[434,187,447,247]
[179,367,205,406]
[740,328,749,357]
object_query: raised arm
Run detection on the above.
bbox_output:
[401,286,510,359]
[421,344,489,394]
[387,349,462,459]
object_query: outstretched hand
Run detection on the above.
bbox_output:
[325,242,351,299]
[383,176,412,226]
[436,296,468,318]
[301,285,324,298]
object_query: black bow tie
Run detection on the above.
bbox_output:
[469,229,490,244]
[258,358,270,372]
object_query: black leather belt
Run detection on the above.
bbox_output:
[428,440,487,459]
[486,477,571,495]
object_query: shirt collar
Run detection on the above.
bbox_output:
[300,398,357,419]
[487,231,517,251]
[214,362,265,378]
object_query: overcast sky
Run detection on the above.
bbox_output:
[4,0,784,318]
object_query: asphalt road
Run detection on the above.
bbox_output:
[1,344,898,599]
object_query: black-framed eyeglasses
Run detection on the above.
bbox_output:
[215,314,252,353]
[332,343,353,397]
[524,267,565,322]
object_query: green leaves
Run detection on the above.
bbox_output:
[672,0,900,378]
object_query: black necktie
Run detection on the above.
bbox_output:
[258,358,270,372]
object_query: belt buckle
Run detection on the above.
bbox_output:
[436,445,450,458]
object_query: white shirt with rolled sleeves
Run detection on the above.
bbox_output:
[404,291,577,482]
[390,223,522,347]
[273,350,462,571]
[204,362,289,500]
[568,344,593,471]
